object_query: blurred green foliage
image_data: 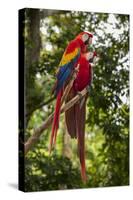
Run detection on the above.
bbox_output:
[23,9,129,191]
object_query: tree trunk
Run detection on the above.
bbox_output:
[25,9,59,126]
[25,9,41,125]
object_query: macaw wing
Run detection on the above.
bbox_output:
[55,46,80,95]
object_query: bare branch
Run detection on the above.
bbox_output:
[24,87,88,155]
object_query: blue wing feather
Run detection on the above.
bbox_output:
[55,50,80,96]
[55,68,71,95]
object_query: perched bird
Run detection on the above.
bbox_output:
[49,31,93,153]
[65,51,97,182]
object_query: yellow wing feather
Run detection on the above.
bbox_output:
[59,48,79,66]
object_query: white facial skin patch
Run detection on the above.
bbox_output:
[82,34,89,42]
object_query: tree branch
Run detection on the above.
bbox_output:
[24,87,88,155]
[26,96,55,118]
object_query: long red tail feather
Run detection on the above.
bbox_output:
[75,97,87,183]
[78,137,86,183]
[49,90,62,153]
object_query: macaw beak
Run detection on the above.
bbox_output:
[84,38,89,45]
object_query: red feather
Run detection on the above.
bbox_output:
[49,90,62,153]
[76,96,87,182]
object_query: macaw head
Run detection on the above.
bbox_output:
[76,31,93,45]
[85,51,99,64]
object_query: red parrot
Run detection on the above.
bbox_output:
[49,31,93,152]
[65,51,97,182]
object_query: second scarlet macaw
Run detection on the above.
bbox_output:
[65,51,97,182]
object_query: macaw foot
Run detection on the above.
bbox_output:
[77,91,83,100]
[77,91,85,109]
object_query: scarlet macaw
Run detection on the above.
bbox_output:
[65,51,97,182]
[49,32,96,182]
